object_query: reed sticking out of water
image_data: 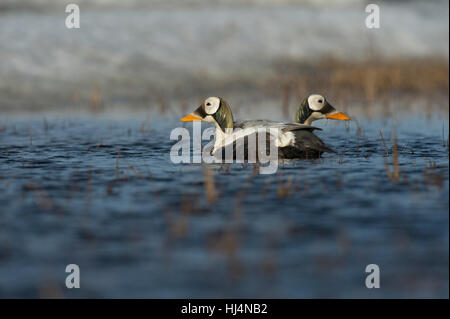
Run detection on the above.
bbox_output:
[208,169,259,280]
[392,129,400,182]
[167,210,190,240]
[106,180,114,196]
[95,139,103,150]
[202,165,218,204]
[141,115,151,136]
[123,158,144,179]
[86,139,103,152]
[379,130,389,156]
[261,232,279,277]
[115,149,120,176]
[424,161,444,189]
[208,228,243,280]
[353,118,362,138]
[277,176,293,198]
[381,128,400,182]
[338,151,344,165]
[384,157,393,180]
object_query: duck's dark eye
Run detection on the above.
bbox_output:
[206,103,211,106]
[318,100,323,103]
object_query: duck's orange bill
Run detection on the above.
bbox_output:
[180,114,202,122]
[326,112,351,120]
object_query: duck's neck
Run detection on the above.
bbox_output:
[213,99,234,133]
[211,99,234,154]
[295,99,312,125]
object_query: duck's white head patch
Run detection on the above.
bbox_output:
[308,94,326,111]
[204,97,221,115]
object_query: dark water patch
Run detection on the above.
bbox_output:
[0,115,448,298]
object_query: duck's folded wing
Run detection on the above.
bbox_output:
[279,123,322,132]
[234,120,321,132]
[233,120,277,130]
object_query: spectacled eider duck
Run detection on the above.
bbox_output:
[292,94,351,155]
[295,94,350,125]
[180,96,345,160]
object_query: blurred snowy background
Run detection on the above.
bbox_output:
[0,0,448,112]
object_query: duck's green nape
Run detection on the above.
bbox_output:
[295,98,312,124]
[213,98,234,132]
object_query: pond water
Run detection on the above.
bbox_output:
[0,112,448,298]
